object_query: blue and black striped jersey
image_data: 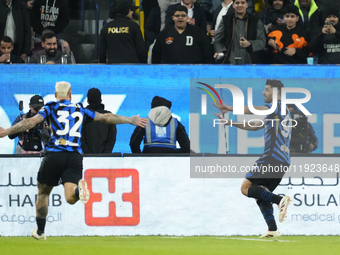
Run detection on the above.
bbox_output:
[257,101,292,164]
[38,99,96,154]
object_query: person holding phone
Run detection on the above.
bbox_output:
[308,3,340,64]
[213,0,266,64]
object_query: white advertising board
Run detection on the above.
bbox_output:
[0,156,339,236]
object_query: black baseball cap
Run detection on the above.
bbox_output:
[30,95,44,109]
[115,0,139,15]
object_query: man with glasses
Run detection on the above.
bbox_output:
[165,0,207,32]
[152,5,213,63]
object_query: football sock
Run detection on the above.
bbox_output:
[248,186,282,204]
[257,200,277,231]
[36,217,46,235]
[75,187,79,199]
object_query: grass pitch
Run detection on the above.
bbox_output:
[1,236,339,255]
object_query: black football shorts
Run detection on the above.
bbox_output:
[37,151,83,186]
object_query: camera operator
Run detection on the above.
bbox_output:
[9,95,49,154]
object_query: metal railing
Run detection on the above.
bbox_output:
[94,0,100,62]
[80,0,85,32]
[79,0,100,62]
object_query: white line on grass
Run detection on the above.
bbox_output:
[216,237,295,242]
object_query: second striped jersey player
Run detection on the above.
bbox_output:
[214,79,292,239]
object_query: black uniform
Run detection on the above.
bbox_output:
[81,103,116,154]
[152,24,213,64]
[99,15,147,64]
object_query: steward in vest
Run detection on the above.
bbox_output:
[129,96,190,153]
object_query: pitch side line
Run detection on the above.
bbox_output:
[216,237,295,242]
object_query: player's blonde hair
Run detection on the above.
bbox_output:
[55,81,71,98]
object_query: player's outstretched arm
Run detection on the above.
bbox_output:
[95,113,148,128]
[213,99,232,114]
[213,99,269,115]
[0,115,44,138]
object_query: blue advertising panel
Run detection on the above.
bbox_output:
[189,66,340,154]
[0,65,339,154]
[0,65,190,154]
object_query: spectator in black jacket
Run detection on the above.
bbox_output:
[81,88,117,154]
[145,0,182,63]
[99,0,147,63]
[130,96,190,154]
[294,0,322,41]
[141,0,158,27]
[30,0,69,38]
[0,0,31,61]
[19,0,34,9]
[258,0,290,34]
[314,0,340,8]
[208,0,233,40]
[152,5,213,63]
[267,4,309,64]
[145,4,161,50]
[309,3,340,64]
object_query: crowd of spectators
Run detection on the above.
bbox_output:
[0,0,72,64]
[1,0,340,64]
